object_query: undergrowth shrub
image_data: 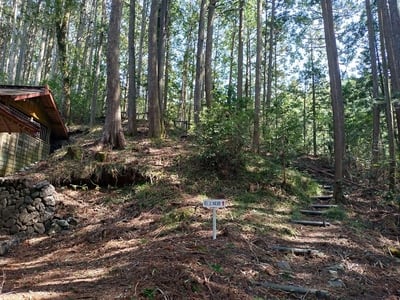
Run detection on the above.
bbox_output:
[196,100,252,177]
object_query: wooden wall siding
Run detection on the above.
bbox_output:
[0,133,49,176]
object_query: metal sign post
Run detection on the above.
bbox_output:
[203,199,226,240]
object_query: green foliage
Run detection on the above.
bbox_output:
[162,208,193,225]
[210,263,223,273]
[134,182,178,209]
[142,287,156,300]
[325,206,347,221]
[196,100,252,177]
[103,188,134,204]
[343,77,373,162]
[235,192,262,204]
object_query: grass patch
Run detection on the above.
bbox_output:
[103,188,135,204]
[325,206,347,221]
[161,207,193,225]
[134,182,180,210]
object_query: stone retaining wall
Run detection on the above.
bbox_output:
[0,178,56,235]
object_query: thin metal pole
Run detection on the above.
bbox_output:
[212,208,217,239]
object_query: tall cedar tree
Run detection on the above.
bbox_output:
[205,0,217,108]
[127,0,137,135]
[193,0,207,125]
[320,0,345,202]
[252,0,262,153]
[55,0,73,124]
[101,0,126,149]
[365,0,381,174]
[148,0,162,138]
[377,0,396,190]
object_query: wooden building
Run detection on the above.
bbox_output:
[0,85,68,176]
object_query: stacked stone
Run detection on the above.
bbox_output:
[0,178,56,235]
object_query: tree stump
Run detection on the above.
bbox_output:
[64,146,83,160]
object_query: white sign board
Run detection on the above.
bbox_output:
[203,199,226,208]
[203,199,227,240]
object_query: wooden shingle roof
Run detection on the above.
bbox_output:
[0,85,68,139]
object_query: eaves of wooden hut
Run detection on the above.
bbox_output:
[0,85,68,176]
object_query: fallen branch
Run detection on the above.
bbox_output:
[156,287,168,300]
[254,281,330,299]
[291,220,330,226]
[272,245,323,256]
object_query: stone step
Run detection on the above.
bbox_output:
[311,195,333,201]
[291,219,331,226]
[300,209,327,215]
[310,204,338,209]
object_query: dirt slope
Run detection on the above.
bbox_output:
[0,131,399,300]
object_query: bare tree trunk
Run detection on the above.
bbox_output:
[137,0,149,109]
[320,0,345,203]
[147,0,162,138]
[205,0,216,108]
[378,0,396,190]
[55,0,72,124]
[158,0,168,129]
[193,0,207,125]
[265,0,275,110]
[228,29,236,105]
[178,28,194,123]
[70,1,86,97]
[245,29,251,99]
[252,0,262,153]
[6,0,21,83]
[101,0,126,149]
[366,0,381,175]
[237,0,244,101]
[35,28,47,84]
[90,0,106,128]
[310,42,317,156]
[385,0,400,144]
[15,1,27,84]
[127,0,137,135]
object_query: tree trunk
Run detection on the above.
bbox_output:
[245,29,251,99]
[15,1,27,84]
[6,0,21,84]
[147,0,162,138]
[127,0,137,135]
[384,0,400,144]
[311,43,317,156]
[265,0,275,110]
[178,29,194,124]
[228,29,236,105]
[55,0,72,124]
[378,0,396,190]
[90,0,106,128]
[365,0,381,175]
[158,0,168,129]
[137,0,149,109]
[252,0,262,153]
[101,0,126,149]
[205,0,217,109]
[237,0,244,101]
[320,0,345,203]
[193,0,207,125]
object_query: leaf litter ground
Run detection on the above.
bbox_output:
[0,128,399,299]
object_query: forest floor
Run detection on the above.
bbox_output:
[0,125,400,300]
